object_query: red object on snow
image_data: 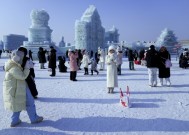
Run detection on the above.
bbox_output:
[120,88,127,107]
[120,88,124,97]
[120,99,127,107]
[134,60,141,65]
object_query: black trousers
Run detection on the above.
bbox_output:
[51,68,56,76]
[84,67,89,74]
[70,71,77,80]
[91,70,98,75]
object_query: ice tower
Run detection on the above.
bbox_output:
[75,5,105,52]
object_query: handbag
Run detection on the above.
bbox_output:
[165,59,172,68]
[162,54,172,68]
[161,55,172,68]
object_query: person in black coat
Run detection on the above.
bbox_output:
[128,49,135,70]
[158,46,171,86]
[18,47,38,98]
[58,56,67,72]
[139,49,145,60]
[145,45,160,87]
[38,47,47,69]
[48,46,57,76]
[29,50,33,61]
[180,51,189,68]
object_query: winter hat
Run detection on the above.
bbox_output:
[11,50,24,64]
[108,45,115,52]
[68,48,72,52]
[149,45,155,50]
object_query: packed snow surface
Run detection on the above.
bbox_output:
[0,54,189,135]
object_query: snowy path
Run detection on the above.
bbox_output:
[0,56,189,135]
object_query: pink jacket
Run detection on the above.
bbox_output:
[68,51,78,71]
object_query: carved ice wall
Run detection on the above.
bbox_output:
[75,5,105,52]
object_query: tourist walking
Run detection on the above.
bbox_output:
[77,49,83,70]
[48,46,57,77]
[90,57,99,75]
[145,45,160,87]
[38,47,47,69]
[29,50,33,61]
[98,47,105,70]
[106,45,118,93]
[117,47,123,75]
[158,46,171,86]
[68,49,78,81]
[3,50,43,127]
[128,49,135,70]
[81,51,90,75]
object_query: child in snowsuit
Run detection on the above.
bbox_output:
[90,58,99,75]
[81,52,90,75]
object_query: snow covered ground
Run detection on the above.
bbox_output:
[0,54,189,135]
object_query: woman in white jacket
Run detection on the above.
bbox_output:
[81,52,90,75]
[106,45,118,93]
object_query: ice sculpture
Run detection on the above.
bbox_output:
[28,9,52,43]
[75,5,105,52]
[23,9,62,59]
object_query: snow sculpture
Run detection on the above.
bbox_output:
[75,5,105,52]
[156,28,178,52]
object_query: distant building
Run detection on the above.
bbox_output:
[179,40,189,46]
[105,25,120,45]
[75,5,105,52]
[59,37,66,47]
[0,40,4,52]
[58,37,74,54]
[3,34,28,51]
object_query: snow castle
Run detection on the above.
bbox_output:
[75,5,105,52]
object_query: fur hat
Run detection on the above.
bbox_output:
[108,45,115,51]
[11,50,24,64]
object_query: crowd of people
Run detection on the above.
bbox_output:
[179,48,189,68]
[2,44,178,127]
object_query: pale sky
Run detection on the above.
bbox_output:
[0,0,189,44]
